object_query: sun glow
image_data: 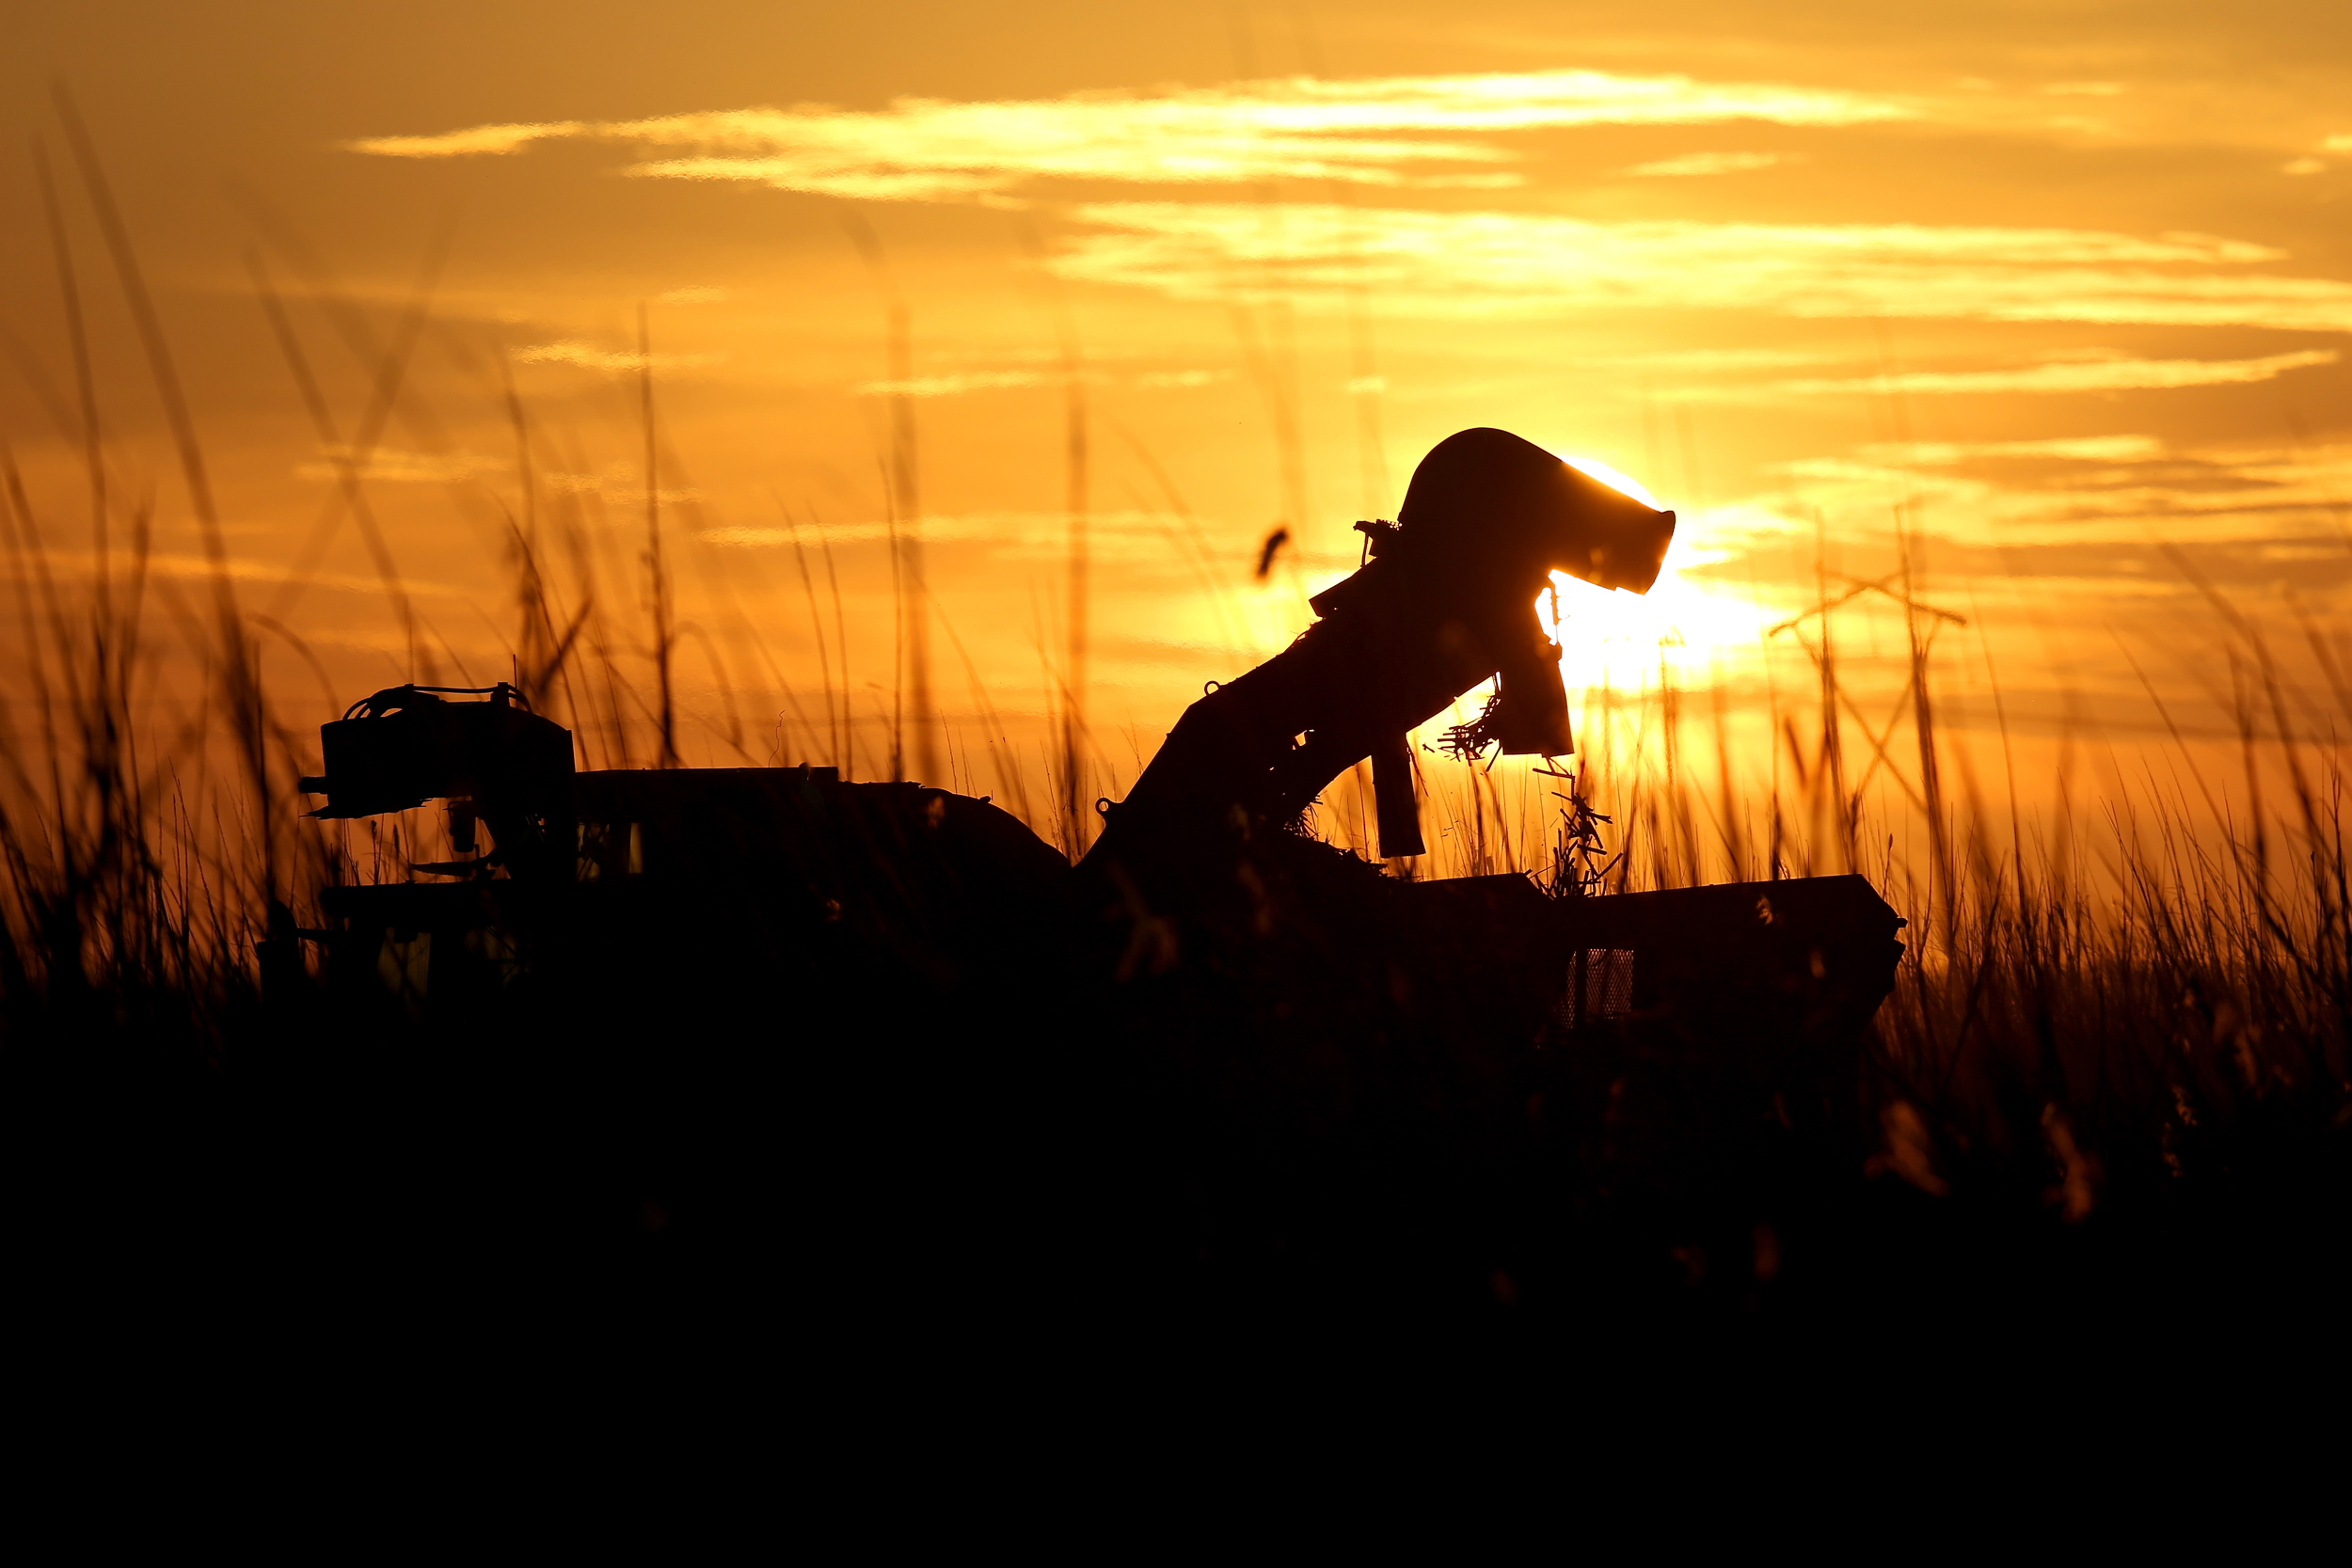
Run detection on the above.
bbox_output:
[1534,469,1775,704]
[1559,454,1661,508]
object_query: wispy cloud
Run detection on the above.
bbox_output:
[30,547,474,605]
[355,120,587,157]
[1136,368,1232,388]
[1608,348,1841,372]
[1622,150,1788,177]
[294,447,501,484]
[1757,435,2352,553]
[853,371,1049,397]
[1052,201,2352,331]
[694,510,1214,563]
[346,70,1906,199]
[1776,350,2337,396]
[514,340,723,372]
[1854,436,2166,464]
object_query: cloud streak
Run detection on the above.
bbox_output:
[693,510,1223,564]
[347,70,1906,198]
[1855,436,2166,464]
[1758,435,2352,551]
[853,371,1050,397]
[1622,150,1788,177]
[294,447,501,484]
[1052,202,2352,331]
[514,340,723,372]
[1776,350,2338,396]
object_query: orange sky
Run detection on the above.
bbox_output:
[5,1,2350,870]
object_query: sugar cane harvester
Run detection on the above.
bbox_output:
[1085,428,1676,871]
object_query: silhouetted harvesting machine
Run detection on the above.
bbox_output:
[292,426,1901,1184]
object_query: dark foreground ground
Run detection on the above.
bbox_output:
[8,810,2352,1409]
[12,1027,2348,1421]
